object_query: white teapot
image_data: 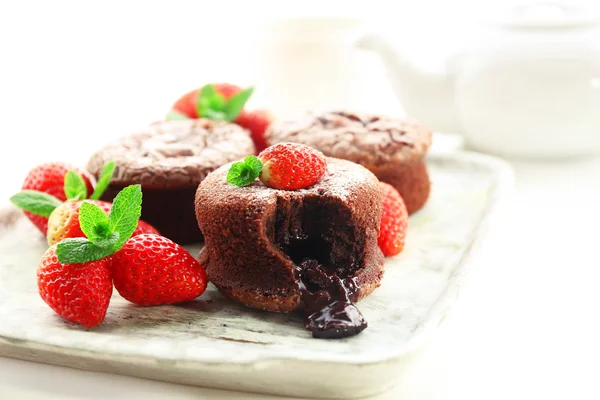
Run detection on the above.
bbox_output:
[356,3,600,158]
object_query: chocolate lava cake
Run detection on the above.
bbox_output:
[195,157,384,338]
[265,111,433,214]
[87,119,255,244]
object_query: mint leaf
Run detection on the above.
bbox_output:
[64,170,87,200]
[244,155,263,173]
[10,190,62,217]
[165,110,190,121]
[94,232,120,249]
[79,201,111,243]
[202,108,227,121]
[227,156,263,187]
[197,84,220,118]
[56,238,114,264]
[198,84,217,102]
[90,161,115,200]
[108,184,142,251]
[223,87,253,121]
[207,93,226,110]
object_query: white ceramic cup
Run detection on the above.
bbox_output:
[241,17,399,118]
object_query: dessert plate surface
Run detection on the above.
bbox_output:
[0,151,513,399]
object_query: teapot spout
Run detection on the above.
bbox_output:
[355,33,461,133]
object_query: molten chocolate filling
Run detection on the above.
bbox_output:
[296,260,367,338]
[276,197,368,339]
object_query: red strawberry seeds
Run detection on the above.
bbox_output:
[378,182,409,257]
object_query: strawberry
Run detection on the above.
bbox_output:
[257,144,327,190]
[37,184,148,327]
[19,162,95,234]
[135,220,161,235]
[235,109,274,153]
[112,234,208,306]
[168,83,248,120]
[226,143,327,190]
[167,83,274,153]
[43,184,207,326]
[37,244,112,328]
[39,185,142,327]
[171,89,199,119]
[378,182,409,257]
[46,200,159,246]
[11,161,118,238]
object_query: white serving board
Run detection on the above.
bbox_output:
[0,151,513,399]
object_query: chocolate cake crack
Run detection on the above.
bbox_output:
[273,193,366,338]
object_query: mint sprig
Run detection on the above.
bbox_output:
[10,161,116,220]
[64,170,88,200]
[227,156,264,187]
[223,88,253,121]
[194,84,253,122]
[79,201,111,242]
[9,191,62,217]
[89,161,115,200]
[56,184,142,264]
[107,184,142,250]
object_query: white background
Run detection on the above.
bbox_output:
[1,1,600,399]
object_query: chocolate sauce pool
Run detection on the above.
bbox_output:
[296,260,367,339]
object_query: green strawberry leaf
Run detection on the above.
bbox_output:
[90,161,115,200]
[78,201,111,244]
[165,110,190,121]
[223,87,253,121]
[56,238,115,264]
[227,156,263,187]
[9,190,62,217]
[64,170,88,200]
[108,184,142,251]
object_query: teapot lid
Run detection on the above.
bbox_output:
[499,2,600,30]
